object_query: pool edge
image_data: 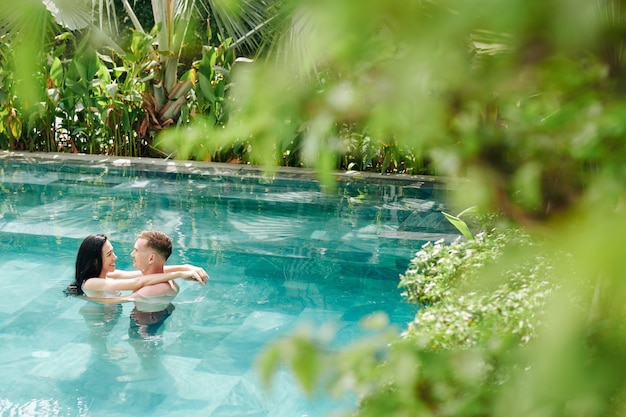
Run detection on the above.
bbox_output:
[0,150,459,189]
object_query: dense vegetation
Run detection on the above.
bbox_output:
[0,3,238,159]
[0,0,422,174]
[5,0,626,416]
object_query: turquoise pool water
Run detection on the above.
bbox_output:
[0,152,458,417]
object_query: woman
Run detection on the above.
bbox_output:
[65,234,206,299]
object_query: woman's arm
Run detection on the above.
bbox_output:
[107,265,209,280]
[83,270,206,293]
[106,270,142,279]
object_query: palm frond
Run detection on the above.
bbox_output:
[0,0,49,36]
[42,0,92,30]
[201,0,277,52]
[92,0,119,34]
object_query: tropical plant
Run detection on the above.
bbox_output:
[186,37,237,124]
[0,0,261,155]
[399,228,559,345]
[0,36,21,150]
[1,0,281,149]
[93,0,280,135]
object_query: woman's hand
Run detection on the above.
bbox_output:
[189,266,209,282]
[179,269,208,285]
[164,264,210,282]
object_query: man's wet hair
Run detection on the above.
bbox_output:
[138,230,172,261]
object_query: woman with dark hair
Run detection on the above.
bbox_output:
[65,234,207,298]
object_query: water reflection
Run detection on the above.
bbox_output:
[119,303,176,383]
[54,303,126,411]
[129,304,175,341]
[79,303,123,357]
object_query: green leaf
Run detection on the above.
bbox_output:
[214,79,225,101]
[74,48,100,84]
[442,211,474,240]
[7,114,22,139]
[198,49,215,76]
[257,345,282,386]
[198,73,216,102]
[290,338,320,395]
[97,61,112,84]
[65,77,89,97]
[49,57,64,88]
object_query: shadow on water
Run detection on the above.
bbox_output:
[53,302,178,415]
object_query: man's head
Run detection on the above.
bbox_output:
[131,230,172,273]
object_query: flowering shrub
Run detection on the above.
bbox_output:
[400,228,558,349]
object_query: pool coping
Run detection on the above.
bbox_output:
[0,150,459,189]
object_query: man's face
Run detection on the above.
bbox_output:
[131,238,152,272]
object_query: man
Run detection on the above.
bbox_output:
[127,230,206,337]
[115,230,208,381]
[131,230,181,311]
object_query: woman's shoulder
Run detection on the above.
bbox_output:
[82,278,121,298]
[83,288,122,298]
[81,277,102,291]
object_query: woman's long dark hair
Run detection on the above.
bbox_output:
[64,234,108,296]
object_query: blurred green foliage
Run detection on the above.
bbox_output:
[249,1,626,415]
[6,0,626,415]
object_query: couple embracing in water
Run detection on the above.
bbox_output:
[65,230,208,336]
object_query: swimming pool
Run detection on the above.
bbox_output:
[0,152,458,417]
